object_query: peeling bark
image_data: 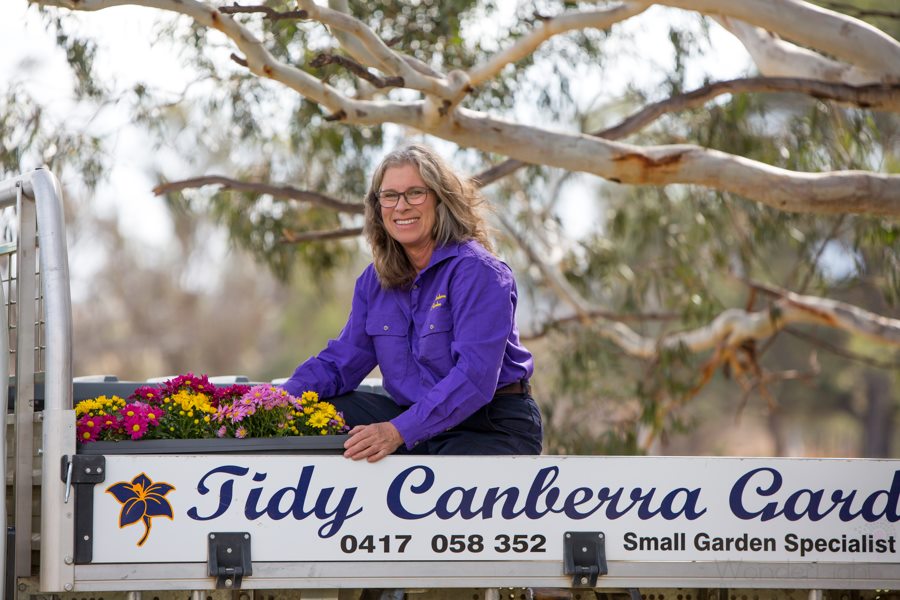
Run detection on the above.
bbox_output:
[35,0,900,215]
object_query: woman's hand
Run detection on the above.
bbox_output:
[344,421,404,462]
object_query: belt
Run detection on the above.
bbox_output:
[495,379,531,396]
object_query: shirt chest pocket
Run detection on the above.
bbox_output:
[365,313,410,378]
[418,310,454,373]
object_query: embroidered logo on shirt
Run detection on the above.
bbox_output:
[431,293,447,309]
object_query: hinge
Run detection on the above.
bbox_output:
[563,531,608,588]
[60,454,106,564]
[208,532,252,589]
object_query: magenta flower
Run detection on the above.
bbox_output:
[130,385,164,404]
[77,415,103,443]
[119,402,155,440]
[122,415,149,440]
[163,372,216,402]
[215,384,250,404]
[235,426,248,439]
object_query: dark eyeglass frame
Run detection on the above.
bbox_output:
[375,186,431,208]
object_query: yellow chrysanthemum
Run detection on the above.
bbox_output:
[75,395,126,417]
[308,412,329,428]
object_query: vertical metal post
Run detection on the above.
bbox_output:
[31,169,75,592]
[0,187,9,600]
[0,174,26,600]
[13,183,35,580]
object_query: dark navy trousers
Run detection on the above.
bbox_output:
[329,391,543,455]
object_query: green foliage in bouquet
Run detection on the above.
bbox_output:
[75,373,347,443]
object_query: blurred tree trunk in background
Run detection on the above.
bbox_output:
[862,371,894,457]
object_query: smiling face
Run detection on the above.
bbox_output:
[379,163,438,268]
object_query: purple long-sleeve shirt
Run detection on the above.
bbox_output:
[281,240,534,449]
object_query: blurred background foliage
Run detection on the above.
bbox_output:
[4,0,898,457]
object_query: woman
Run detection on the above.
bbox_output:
[281,144,541,462]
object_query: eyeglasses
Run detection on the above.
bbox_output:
[375,186,431,208]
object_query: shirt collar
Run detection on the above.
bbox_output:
[419,241,462,275]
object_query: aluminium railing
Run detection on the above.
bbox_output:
[0,168,74,594]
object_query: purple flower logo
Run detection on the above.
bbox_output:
[106,473,176,546]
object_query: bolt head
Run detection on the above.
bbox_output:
[64,556,74,565]
[64,584,73,591]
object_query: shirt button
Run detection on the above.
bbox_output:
[383,325,389,331]
[429,324,435,330]
[413,285,418,290]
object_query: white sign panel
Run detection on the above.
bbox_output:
[89,455,900,565]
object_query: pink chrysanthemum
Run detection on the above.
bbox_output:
[122,414,149,440]
[216,384,251,405]
[76,415,103,443]
[130,385,164,404]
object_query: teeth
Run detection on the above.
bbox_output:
[395,218,418,225]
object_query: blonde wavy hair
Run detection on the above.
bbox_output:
[364,145,493,288]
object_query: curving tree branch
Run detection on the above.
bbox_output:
[153,175,365,214]
[219,3,308,21]
[280,226,364,243]
[36,0,900,216]
[310,53,404,89]
[298,0,458,101]
[606,77,900,131]
[476,76,900,186]
[506,217,900,358]
[716,16,881,85]
[440,107,900,216]
[647,0,900,80]
[466,3,648,87]
[161,75,896,217]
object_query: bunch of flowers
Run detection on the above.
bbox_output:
[76,395,128,442]
[75,373,346,443]
[215,385,347,439]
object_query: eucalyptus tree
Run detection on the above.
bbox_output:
[26,0,900,454]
